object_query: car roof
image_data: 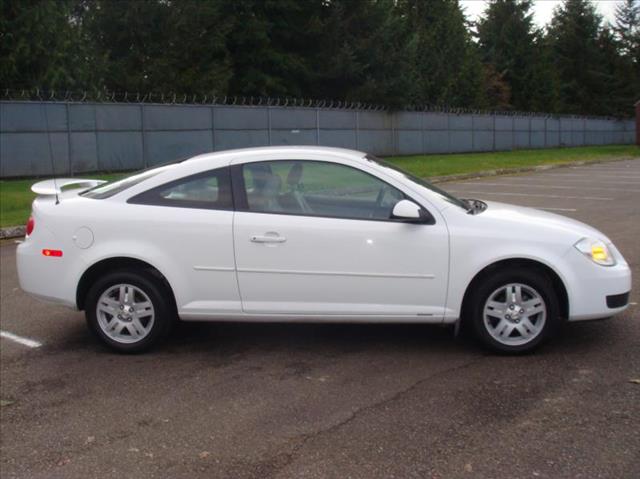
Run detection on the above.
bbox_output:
[181,145,367,169]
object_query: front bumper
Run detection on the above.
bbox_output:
[565,249,632,321]
[606,292,630,309]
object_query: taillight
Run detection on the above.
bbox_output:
[26,215,35,236]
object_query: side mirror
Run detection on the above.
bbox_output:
[392,199,423,221]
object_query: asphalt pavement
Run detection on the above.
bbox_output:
[1,159,639,479]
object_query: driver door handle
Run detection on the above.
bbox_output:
[250,234,287,244]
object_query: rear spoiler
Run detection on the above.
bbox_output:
[31,178,107,196]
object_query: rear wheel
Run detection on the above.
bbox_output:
[85,270,174,353]
[467,269,559,354]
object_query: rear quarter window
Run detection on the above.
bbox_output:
[128,167,233,210]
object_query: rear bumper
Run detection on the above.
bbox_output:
[17,239,78,309]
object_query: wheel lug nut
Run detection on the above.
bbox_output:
[117,315,123,319]
[505,314,511,320]
[120,305,124,310]
[520,309,524,314]
[509,305,515,310]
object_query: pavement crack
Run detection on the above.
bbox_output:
[254,355,485,478]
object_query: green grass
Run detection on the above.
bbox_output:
[0,173,124,228]
[1,145,638,228]
[385,145,639,178]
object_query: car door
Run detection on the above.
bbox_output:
[126,167,241,318]
[231,157,449,319]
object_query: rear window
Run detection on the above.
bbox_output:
[81,161,182,199]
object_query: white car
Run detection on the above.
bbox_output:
[17,146,631,353]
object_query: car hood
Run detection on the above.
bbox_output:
[480,200,611,243]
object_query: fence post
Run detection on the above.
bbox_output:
[559,116,562,147]
[355,110,359,150]
[140,104,147,168]
[267,105,272,145]
[421,111,425,154]
[211,105,216,152]
[93,104,101,171]
[391,111,396,155]
[316,107,320,146]
[447,112,451,154]
[66,102,73,176]
[625,100,640,146]
[492,113,496,151]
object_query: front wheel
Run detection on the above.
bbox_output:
[85,270,174,353]
[467,269,559,354]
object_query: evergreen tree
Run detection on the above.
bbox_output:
[527,34,562,113]
[311,0,414,107]
[614,0,640,58]
[0,0,93,90]
[161,0,232,96]
[0,0,634,116]
[476,0,551,111]
[401,0,486,108]
[221,0,323,98]
[481,63,512,110]
[596,26,633,115]
[84,0,231,95]
[613,0,640,115]
[547,0,611,115]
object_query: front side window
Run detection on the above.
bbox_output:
[129,167,232,210]
[240,160,406,220]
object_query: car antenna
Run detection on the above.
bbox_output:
[43,104,60,205]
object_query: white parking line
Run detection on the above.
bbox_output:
[576,169,640,173]
[536,207,578,212]
[0,330,42,348]
[447,190,613,201]
[458,182,640,193]
[542,174,640,182]
[570,165,640,173]
[574,172,640,176]
[519,179,639,186]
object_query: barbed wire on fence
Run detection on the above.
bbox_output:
[0,88,628,120]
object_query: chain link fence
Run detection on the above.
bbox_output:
[4,88,630,119]
[1,90,636,178]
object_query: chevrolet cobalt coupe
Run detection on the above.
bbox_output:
[17,147,631,353]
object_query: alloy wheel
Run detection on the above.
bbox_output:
[96,284,155,344]
[483,283,547,347]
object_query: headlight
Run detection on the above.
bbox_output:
[574,238,616,266]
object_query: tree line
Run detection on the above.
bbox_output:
[1,0,639,117]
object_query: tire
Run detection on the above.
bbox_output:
[466,268,559,354]
[85,269,174,353]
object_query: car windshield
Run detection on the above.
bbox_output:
[364,154,468,210]
[81,159,184,199]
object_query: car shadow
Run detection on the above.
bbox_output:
[165,320,476,356]
[47,314,619,361]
